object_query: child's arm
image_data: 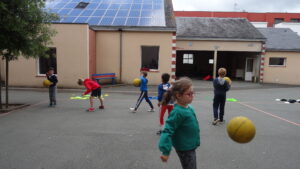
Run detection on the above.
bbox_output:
[158,110,184,162]
[157,85,163,106]
[83,82,92,95]
[225,81,231,92]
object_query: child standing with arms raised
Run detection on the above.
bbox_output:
[212,68,231,125]
[158,78,200,169]
[157,73,173,135]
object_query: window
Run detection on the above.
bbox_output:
[274,18,284,25]
[290,18,300,22]
[141,46,159,70]
[269,57,286,66]
[75,2,89,9]
[183,54,193,64]
[38,48,57,74]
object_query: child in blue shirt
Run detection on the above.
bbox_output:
[130,72,154,113]
[157,73,173,135]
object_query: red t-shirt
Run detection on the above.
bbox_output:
[83,78,101,95]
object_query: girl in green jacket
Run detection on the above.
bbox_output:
[158,77,200,169]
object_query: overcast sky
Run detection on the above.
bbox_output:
[173,0,300,13]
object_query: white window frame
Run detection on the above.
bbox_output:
[183,54,193,64]
[269,57,286,67]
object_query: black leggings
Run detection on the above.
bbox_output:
[134,91,154,111]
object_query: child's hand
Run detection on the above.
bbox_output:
[160,155,169,162]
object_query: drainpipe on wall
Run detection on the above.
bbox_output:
[119,28,123,83]
[213,46,219,79]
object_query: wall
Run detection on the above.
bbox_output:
[177,40,262,52]
[89,29,96,77]
[264,52,300,85]
[251,22,268,28]
[7,24,90,88]
[95,31,173,85]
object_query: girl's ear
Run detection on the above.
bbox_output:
[175,93,182,99]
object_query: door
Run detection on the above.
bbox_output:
[245,58,254,81]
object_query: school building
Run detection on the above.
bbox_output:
[1,1,300,87]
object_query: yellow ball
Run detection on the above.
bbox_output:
[224,77,232,84]
[43,79,52,87]
[227,116,256,143]
[133,78,141,87]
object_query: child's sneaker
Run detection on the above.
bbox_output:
[87,107,95,112]
[219,119,225,124]
[130,107,136,113]
[212,119,219,125]
[99,106,104,109]
[148,108,155,112]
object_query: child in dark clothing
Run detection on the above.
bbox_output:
[212,68,231,125]
[157,73,173,135]
[46,67,58,107]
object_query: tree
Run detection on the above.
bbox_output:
[0,0,58,108]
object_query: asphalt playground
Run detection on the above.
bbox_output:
[0,81,299,169]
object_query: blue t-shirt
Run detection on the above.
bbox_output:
[140,76,148,91]
[157,83,171,102]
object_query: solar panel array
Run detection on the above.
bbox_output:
[45,0,166,27]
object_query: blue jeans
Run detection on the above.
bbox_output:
[213,94,226,120]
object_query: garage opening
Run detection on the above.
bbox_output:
[176,51,260,81]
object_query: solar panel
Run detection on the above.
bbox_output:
[45,0,166,26]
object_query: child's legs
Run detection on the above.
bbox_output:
[159,105,168,126]
[49,86,55,104]
[176,149,197,169]
[213,96,220,120]
[53,86,57,104]
[98,97,104,106]
[134,91,145,110]
[143,91,154,109]
[89,96,94,108]
[219,95,226,120]
[97,88,103,106]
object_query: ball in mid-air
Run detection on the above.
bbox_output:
[227,116,256,143]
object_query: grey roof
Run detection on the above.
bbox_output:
[176,17,265,41]
[90,0,176,32]
[258,28,300,51]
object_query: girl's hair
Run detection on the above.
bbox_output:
[162,77,193,106]
[77,79,84,85]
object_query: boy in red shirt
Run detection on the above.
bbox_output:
[78,78,104,112]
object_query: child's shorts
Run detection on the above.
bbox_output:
[91,88,101,97]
